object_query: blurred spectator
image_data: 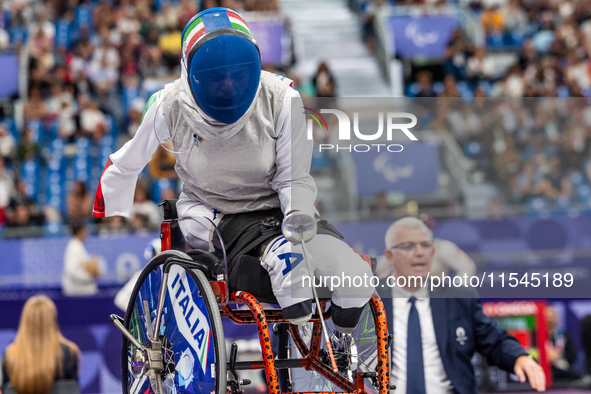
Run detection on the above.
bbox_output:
[0,157,14,213]
[487,196,505,218]
[149,143,177,179]
[438,75,460,97]
[6,179,46,228]
[29,26,54,60]
[79,96,108,141]
[0,125,16,165]
[420,213,477,278]
[130,213,152,233]
[243,0,279,12]
[540,156,573,201]
[519,39,539,70]
[130,181,161,231]
[29,8,56,41]
[62,223,104,296]
[156,3,179,30]
[494,136,521,182]
[24,86,47,120]
[0,27,9,50]
[359,0,383,52]
[160,187,177,202]
[415,71,436,97]
[466,48,495,82]
[545,306,584,382]
[45,83,65,118]
[9,1,33,30]
[178,0,198,28]
[17,127,42,162]
[57,97,78,142]
[67,181,92,224]
[158,26,182,71]
[582,315,591,375]
[98,216,130,236]
[444,29,472,81]
[371,190,392,217]
[501,0,528,39]
[1,295,80,393]
[127,98,146,137]
[510,161,542,203]
[481,5,505,40]
[312,62,336,97]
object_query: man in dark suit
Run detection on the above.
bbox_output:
[378,217,545,394]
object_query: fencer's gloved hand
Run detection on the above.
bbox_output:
[281,210,317,244]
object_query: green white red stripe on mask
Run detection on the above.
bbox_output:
[181,10,253,60]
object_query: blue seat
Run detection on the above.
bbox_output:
[509,30,525,46]
[122,88,141,111]
[555,196,572,210]
[21,159,40,201]
[570,171,586,186]
[152,178,177,202]
[577,184,591,200]
[477,80,492,96]
[487,32,504,48]
[432,81,444,95]
[55,19,72,49]
[405,82,420,97]
[26,120,42,143]
[47,120,59,143]
[462,141,484,159]
[311,149,333,171]
[526,197,547,213]
[106,115,118,139]
[75,5,94,30]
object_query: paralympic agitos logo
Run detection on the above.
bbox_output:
[303,108,418,152]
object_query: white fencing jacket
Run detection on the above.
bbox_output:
[93,70,317,220]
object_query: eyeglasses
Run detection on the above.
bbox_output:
[391,241,434,252]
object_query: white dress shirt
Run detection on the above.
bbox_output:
[391,286,452,394]
[62,238,99,296]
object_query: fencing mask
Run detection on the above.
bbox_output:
[182,7,261,125]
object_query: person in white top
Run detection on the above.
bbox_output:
[92,7,373,331]
[420,213,477,279]
[62,224,104,296]
[380,217,545,394]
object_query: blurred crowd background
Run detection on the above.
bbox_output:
[0,0,591,237]
[3,0,591,235]
[2,0,591,392]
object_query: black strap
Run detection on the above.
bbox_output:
[213,209,344,278]
[160,199,179,220]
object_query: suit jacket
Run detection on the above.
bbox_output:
[377,284,528,394]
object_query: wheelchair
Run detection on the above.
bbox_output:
[111,200,392,394]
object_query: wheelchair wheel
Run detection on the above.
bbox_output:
[122,250,227,394]
[290,303,379,393]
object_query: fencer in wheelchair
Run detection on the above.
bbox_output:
[93,7,390,394]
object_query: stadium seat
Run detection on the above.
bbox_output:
[2,118,18,141]
[576,184,591,201]
[9,27,28,45]
[555,196,572,210]
[311,149,335,171]
[432,81,444,95]
[477,81,492,96]
[527,197,547,213]
[26,120,42,143]
[569,171,586,186]
[405,82,420,97]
